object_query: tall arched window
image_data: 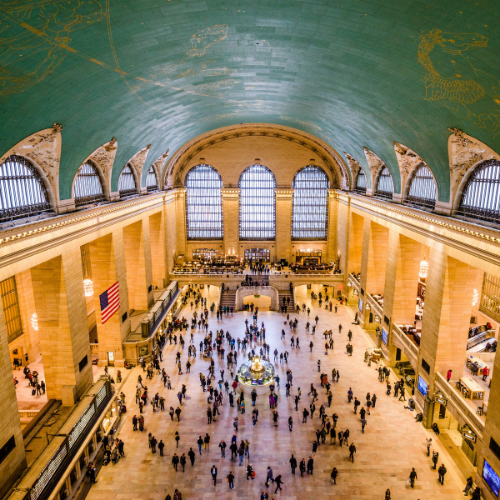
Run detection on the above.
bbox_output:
[73,161,106,207]
[0,155,51,222]
[354,170,367,194]
[239,164,276,240]
[405,164,437,210]
[146,166,159,192]
[118,164,138,198]
[185,164,223,239]
[375,166,394,200]
[458,160,500,224]
[292,165,329,240]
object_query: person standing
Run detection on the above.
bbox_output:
[227,471,235,490]
[438,464,447,485]
[219,440,226,458]
[463,476,473,496]
[349,443,356,462]
[266,466,274,487]
[204,433,211,451]
[172,453,179,471]
[426,438,432,456]
[409,467,417,488]
[385,489,391,500]
[446,369,452,382]
[289,455,297,474]
[158,439,164,457]
[361,418,367,433]
[432,451,439,469]
[331,467,338,484]
[211,465,218,486]
[180,453,187,472]
[288,416,293,432]
[307,456,314,474]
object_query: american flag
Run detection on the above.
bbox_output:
[99,282,120,324]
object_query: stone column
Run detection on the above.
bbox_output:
[149,211,166,289]
[123,219,153,311]
[418,246,478,387]
[348,212,364,275]
[364,221,389,296]
[275,188,293,264]
[175,189,187,260]
[15,269,41,362]
[335,195,349,274]
[476,346,500,500]
[89,232,130,366]
[31,250,93,403]
[0,302,26,498]
[221,188,240,258]
[164,197,177,275]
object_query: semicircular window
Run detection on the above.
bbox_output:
[185,164,223,239]
[354,170,367,194]
[404,164,437,210]
[458,160,500,225]
[292,165,330,240]
[118,164,138,198]
[375,166,393,200]
[74,161,106,207]
[0,155,51,222]
[239,164,276,240]
[146,166,159,192]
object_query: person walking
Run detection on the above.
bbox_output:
[289,455,297,474]
[361,418,367,433]
[266,466,274,487]
[288,416,293,432]
[438,464,447,485]
[385,489,391,500]
[227,471,235,490]
[446,369,452,382]
[432,451,439,469]
[409,467,417,488]
[307,456,314,474]
[172,453,179,471]
[463,476,473,496]
[274,475,283,493]
[331,467,338,484]
[175,431,180,448]
[197,436,204,454]
[180,454,187,472]
[348,443,356,462]
[188,448,195,466]
[158,439,165,457]
[219,440,226,458]
[426,438,432,456]
[204,433,211,451]
[211,465,218,486]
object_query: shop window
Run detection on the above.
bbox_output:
[244,248,270,263]
[185,164,223,239]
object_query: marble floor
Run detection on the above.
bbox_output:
[87,284,469,500]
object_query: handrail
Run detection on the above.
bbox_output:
[391,324,419,366]
[434,372,485,437]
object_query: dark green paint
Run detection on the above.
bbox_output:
[1,0,500,201]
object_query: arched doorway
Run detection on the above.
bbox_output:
[243,294,271,311]
[235,286,278,311]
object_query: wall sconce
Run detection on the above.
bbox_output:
[31,313,38,331]
[419,260,428,279]
[347,282,352,287]
[353,289,359,296]
[472,289,478,307]
[374,315,381,323]
[365,303,371,311]
[84,279,94,297]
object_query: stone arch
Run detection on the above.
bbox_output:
[71,158,109,206]
[235,285,279,312]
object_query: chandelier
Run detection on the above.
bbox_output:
[472,289,478,307]
[419,260,428,279]
[84,279,94,297]
[31,313,38,331]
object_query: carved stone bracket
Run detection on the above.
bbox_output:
[363,147,386,189]
[343,152,362,188]
[151,150,169,189]
[127,145,152,185]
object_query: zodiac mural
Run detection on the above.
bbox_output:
[418,29,500,133]
[0,0,105,95]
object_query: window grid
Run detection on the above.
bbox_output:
[239,164,276,240]
[354,170,367,194]
[404,164,437,210]
[375,166,394,200]
[244,248,270,262]
[74,162,105,207]
[185,164,223,239]
[146,166,159,192]
[118,164,137,198]
[481,273,500,323]
[458,160,500,224]
[0,155,50,222]
[0,277,23,343]
[292,165,329,240]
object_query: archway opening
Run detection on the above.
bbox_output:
[243,294,271,311]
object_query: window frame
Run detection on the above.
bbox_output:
[118,164,138,199]
[404,163,437,211]
[374,166,394,200]
[239,164,276,241]
[73,161,106,207]
[0,155,51,222]
[457,160,500,225]
[291,165,330,240]
[354,170,367,194]
[146,166,159,193]
[185,164,223,240]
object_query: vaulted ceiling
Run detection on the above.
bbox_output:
[1,0,500,200]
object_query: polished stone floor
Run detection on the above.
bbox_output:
[87,285,468,500]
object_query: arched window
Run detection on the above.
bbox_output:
[146,166,159,192]
[292,165,330,240]
[73,161,106,207]
[458,160,500,224]
[354,170,367,194]
[405,164,437,210]
[185,164,223,239]
[239,164,276,240]
[118,164,138,198]
[0,155,50,222]
[375,166,394,199]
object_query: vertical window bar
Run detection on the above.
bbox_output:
[74,162,106,207]
[146,166,159,192]
[354,171,367,194]
[404,164,437,210]
[374,166,394,200]
[118,164,138,198]
[0,277,23,343]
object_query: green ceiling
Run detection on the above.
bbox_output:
[1,0,500,201]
